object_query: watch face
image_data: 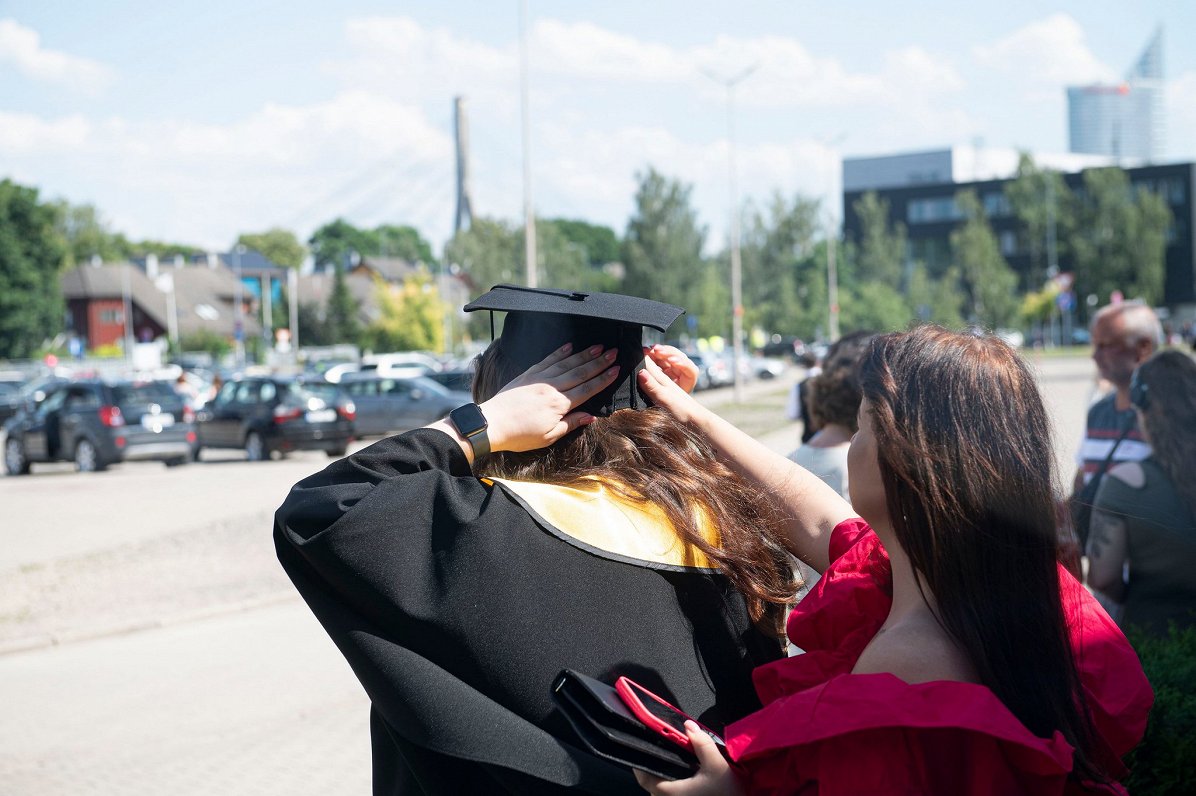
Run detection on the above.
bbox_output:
[450,403,487,435]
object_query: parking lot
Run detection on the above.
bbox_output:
[0,355,1096,794]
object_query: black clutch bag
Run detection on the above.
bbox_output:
[551,669,698,781]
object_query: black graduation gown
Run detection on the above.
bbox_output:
[274,428,782,794]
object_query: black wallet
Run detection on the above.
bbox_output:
[551,669,698,781]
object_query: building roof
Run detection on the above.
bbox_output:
[354,256,420,283]
[61,263,170,330]
[61,261,261,340]
[169,265,262,339]
[842,146,1115,193]
[297,271,380,327]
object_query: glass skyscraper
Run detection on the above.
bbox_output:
[1067,28,1163,163]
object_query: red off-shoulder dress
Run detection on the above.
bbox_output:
[725,519,1154,795]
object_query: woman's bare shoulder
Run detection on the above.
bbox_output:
[852,622,979,685]
[1107,461,1145,488]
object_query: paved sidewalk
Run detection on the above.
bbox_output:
[0,601,371,796]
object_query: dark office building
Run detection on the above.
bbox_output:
[842,158,1196,315]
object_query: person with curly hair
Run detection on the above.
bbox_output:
[788,332,875,499]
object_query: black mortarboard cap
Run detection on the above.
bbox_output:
[464,284,685,416]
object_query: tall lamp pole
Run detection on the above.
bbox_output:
[519,0,537,287]
[233,244,247,367]
[705,64,758,404]
[820,133,847,343]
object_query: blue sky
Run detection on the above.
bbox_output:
[2,1,1193,254]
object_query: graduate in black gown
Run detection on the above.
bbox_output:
[274,285,796,794]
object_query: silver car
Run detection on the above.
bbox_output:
[339,375,471,437]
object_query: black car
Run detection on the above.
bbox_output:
[0,380,25,426]
[4,380,196,474]
[194,376,355,461]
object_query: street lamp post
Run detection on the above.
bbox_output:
[826,221,840,342]
[519,0,537,288]
[121,263,135,364]
[820,133,847,343]
[233,244,247,367]
[705,64,758,404]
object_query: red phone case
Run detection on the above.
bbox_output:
[615,676,721,752]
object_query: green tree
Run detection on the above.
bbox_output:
[533,220,614,291]
[362,274,444,353]
[622,169,710,330]
[739,193,823,338]
[309,218,375,269]
[325,263,361,344]
[839,280,914,333]
[297,301,333,347]
[1003,154,1073,289]
[1068,168,1170,307]
[951,190,1019,328]
[126,239,202,260]
[0,180,68,358]
[178,329,232,358]
[444,217,521,291]
[51,202,128,265]
[237,228,306,269]
[906,263,965,329]
[853,192,906,289]
[546,218,621,266]
[374,224,436,264]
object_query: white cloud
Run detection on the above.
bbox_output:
[326,16,516,103]
[0,91,453,247]
[0,18,114,94]
[0,14,982,253]
[532,19,691,82]
[0,111,92,151]
[974,13,1116,87]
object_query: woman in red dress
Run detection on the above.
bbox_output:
[634,326,1153,795]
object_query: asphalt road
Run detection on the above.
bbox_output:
[0,353,1099,795]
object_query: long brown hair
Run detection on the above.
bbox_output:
[1137,350,1196,519]
[472,344,797,636]
[858,325,1105,782]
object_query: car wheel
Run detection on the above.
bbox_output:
[244,431,267,462]
[326,446,348,458]
[4,437,30,475]
[164,457,188,468]
[74,438,105,472]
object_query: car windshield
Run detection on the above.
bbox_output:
[410,377,454,397]
[112,382,180,404]
[287,382,340,403]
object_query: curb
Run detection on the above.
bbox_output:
[0,589,299,657]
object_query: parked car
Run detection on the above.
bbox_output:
[3,380,196,474]
[423,368,474,394]
[762,335,806,361]
[0,380,25,426]
[194,377,355,461]
[357,351,440,380]
[339,374,471,437]
[687,353,728,391]
[752,356,787,379]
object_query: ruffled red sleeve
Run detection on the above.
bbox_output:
[726,518,1153,796]
[728,673,1075,796]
